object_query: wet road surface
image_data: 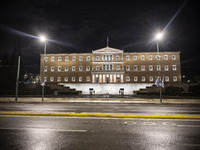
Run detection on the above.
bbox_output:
[0,116,200,150]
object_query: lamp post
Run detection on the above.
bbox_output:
[39,36,47,102]
[155,32,163,103]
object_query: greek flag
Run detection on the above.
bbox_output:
[155,77,160,87]
[40,78,46,86]
[161,76,164,88]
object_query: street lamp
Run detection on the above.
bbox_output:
[155,32,163,103]
[39,35,47,102]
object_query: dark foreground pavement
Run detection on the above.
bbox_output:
[0,115,200,150]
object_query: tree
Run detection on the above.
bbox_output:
[194,74,200,84]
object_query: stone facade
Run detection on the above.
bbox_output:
[40,46,181,94]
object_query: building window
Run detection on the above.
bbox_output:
[134,76,138,82]
[149,76,153,82]
[103,55,106,61]
[57,66,61,72]
[164,65,169,71]
[44,57,48,62]
[126,55,129,61]
[87,56,90,61]
[44,66,47,72]
[110,65,113,70]
[103,64,105,70]
[72,56,76,61]
[142,76,145,82]
[116,65,120,71]
[57,77,61,82]
[156,55,161,60]
[44,77,47,82]
[107,55,109,61]
[110,55,113,61]
[96,66,100,71]
[79,56,83,61]
[173,76,177,82]
[86,66,90,71]
[157,65,161,71]
[172,65,177,71]
[58,57,62,62]
[141,65,145,71]
[51,66,54,72]
[65,56,69,61]
[172,55,176,60]
[126,65,130,71]
[106,65,109,70]
[64,77,68,82]
[65,67,68,72]
[149,55,152,60]
[51,57,55,62]
[126,76,130,82]
[133,65,137,71]
[141,55,145,60]
[133,56,137,61]
[79,66,83,71]
[96,56,100,61]
[164,55,168,60]
[72,77,75,82]
[72,66,76,71]
[149,65,153,71]
[165,76,169,82]
[79,77,82,82]
[116,55,120,60]
[86,76,90,82]
[50,77,54,82]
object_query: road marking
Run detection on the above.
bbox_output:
[0,127,87,132]
[177,125,200,128]
[143,122,156,125]
[162,122,176,126]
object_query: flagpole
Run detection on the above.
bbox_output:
[107,37,109,47]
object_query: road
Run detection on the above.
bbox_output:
[0,102,200,115]
[0,115,200,150]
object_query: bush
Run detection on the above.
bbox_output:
[34,85,52,95]
[165,86,184,95]
[188,85,200,93]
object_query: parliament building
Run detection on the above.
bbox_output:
[40,46,181,95]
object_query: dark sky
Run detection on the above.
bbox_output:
[0,0,200,75]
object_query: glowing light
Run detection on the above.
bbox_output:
[39,36,46,42]
[155,32,163,40]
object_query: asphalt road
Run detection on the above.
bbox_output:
[0,116,200,150]
[0,102,200,115]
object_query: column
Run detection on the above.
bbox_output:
[110,74,113,83]
[113,74,116,83]
[121,74,123,83]
[92,75,95,83]
[99,74,102,83]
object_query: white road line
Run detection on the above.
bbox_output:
[177,125,200,128]
[0,128,87,132]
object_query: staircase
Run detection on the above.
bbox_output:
[46,83,82,95]
[134,84,161,95]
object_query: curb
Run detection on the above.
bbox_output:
[0,112,200,119]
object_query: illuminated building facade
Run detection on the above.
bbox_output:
[40,46,181,94]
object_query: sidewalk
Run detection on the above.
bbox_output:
[0,97,200,104]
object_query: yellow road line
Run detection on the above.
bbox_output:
[0,112,200,119]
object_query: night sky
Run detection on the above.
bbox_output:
[0,0,200,75]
